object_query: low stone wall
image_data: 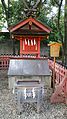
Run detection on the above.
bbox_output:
[0,41,13,55]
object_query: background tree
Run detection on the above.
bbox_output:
[0,0,66,63]
[22,0,47,17]
[64,0,67,66]
[1,0,47,26]
[1,0,11,27]
[0,3,5,30]
[48,0,65,62]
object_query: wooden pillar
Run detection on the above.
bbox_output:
[64,70,67,104]
[53,57,56,92]
[36,37,40,58]
[65,80,67,104]
[20,38,22,56]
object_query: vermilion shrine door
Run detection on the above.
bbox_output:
[19,37,40,57]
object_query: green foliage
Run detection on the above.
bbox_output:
[0,0,64,44]
[0,33,10,41]
[8,0,25,26]
[0,3,6,30]
[45,11,64,43]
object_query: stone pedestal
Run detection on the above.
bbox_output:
[8,75,51,92]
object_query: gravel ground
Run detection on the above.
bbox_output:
[0,70,67,119]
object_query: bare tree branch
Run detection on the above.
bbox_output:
[54,0,59,6]
[33,0,41,9]
[54,0,63,6]
[22,0,29,9]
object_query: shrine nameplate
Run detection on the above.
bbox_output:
[48,42,62,57]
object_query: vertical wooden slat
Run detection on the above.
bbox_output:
[20,38,22,56]
[36,37,40,58]
[35,40,37,50]
[23,40,25,50]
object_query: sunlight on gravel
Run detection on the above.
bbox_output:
[0,70,67,119]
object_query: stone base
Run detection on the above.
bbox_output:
[8,75,51,92]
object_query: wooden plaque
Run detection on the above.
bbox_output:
[48,42,62,57]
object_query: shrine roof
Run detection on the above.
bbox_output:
[0,28,9,35]
[9,17,51,34]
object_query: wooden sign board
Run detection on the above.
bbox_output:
[48,42,62,57]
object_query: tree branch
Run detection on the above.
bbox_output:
[22,0,29,9]
[33,0,41,9]
[1,0,8,16]
[1,0,11,27]
[54,0,63,6]
[54,0,59,6]
[57,0,63,29]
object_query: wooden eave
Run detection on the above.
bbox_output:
[12,29,50,36]
[9,17,51,33]
[0,31,10,35]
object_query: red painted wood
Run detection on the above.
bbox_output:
[20,38,23,56]
[17,36,41,57]
[30,17,51,33]
[15,36,43,40]
[0,57,9,70]
[50,76,67,103]
[36,37,40,58]
[55,73,60,85]
[21,51,39,54]
[9,17,51,58]
[0,56,48,70]
[65,81,67,104]
[10,17,51,33]
[10,18,30,32]
[49,62,67,104]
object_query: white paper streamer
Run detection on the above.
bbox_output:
[25,39,27,45]
[31,40,33,46]
[24,88,26,99]
[12,88,15,94]
[32,88,35,98]
[28,39,30,46]
[34,39,36,45]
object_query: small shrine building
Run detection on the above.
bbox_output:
[9,17,51,57]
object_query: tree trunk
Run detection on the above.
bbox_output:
[64,0,67,66]
[57,0,63,29]
[1,0,10,27]
[57,0,64,63]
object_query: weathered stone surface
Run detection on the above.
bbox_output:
[8,75,51,91]
[8,59,50,76]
